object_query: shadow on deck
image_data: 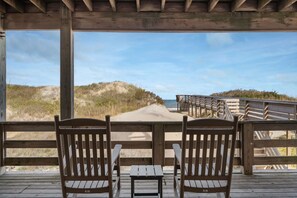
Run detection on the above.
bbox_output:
[0,172,297,198]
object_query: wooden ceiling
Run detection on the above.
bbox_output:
[1,0,297,31]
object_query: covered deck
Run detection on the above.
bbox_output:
[1,172,297,198]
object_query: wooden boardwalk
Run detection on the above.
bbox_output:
[0,172,297,197]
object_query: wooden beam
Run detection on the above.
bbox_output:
[232,0,246,12]
[5,11,297,31]
[109,0,116,11]
[279,0,297,11]
[161,0,166,11]
[60,4,74,119]
[62,0,74,12]
[82,0,93,11]
[136,0,140,12]
[185,0,192,12]
[258,0,272,10]
[0,1,6,13]
[29,0,46,13]
[2,0,24,13]
[208,0,219,12]
[0,23,5,123]
[0,16,5,175]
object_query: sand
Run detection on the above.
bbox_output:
[112,104,189,121]
[111,104,191,161]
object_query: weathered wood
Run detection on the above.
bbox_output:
[254,156,297,165]
[254,139,297,148]
[208,0,219,12]
[152,124,164,165]
[232,0,246,11]
[82,0,93,11]
[242,123,254,175]
[0,31,5,124]
[3,0,24,12]
[279,0,297,11]
[258,0,272,10]
[109,0,116,11]
[0,2,6,13]
[0,22,5,175]
[185,0,192,12]
[161,0,166,11]
[4,11,297,31]
[62,0,74,12]
[5,157,58,166]
[29,0,46,13]
[60,4,74,119]
[136,0,140,12]
[4,140,57,148]
[253,122,297,131]
[0,125,4,174]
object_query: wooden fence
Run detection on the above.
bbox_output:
[0,120,297,175]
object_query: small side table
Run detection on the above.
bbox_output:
[130,165,164,198]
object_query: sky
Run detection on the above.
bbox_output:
[7,31,297,99]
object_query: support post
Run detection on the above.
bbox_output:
[242,122,254,175]
[244,101,249,120]
[0,17,6,174]
[152,124,164,166]
[60,4,74,119]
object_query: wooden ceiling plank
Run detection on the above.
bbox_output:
[209,0,219,12]
[136,0,140,12]
[232,0,246,11]
[185,0,192,12]
[29,0,46,13]
[82,0,93,11]
[3,0,24,13]
[279,0,297,11]
[161,0,166,11]
[0,1,6,13]
[62,0,74,12]
[109,0,116,11]
[258,0,272,10]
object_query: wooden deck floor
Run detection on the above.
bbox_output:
[0,172,297,197]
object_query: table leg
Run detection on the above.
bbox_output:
[158,178,163,198]
[131,178,134,198]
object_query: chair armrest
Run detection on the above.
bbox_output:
[112,144,122,165]
[172,144,181,165]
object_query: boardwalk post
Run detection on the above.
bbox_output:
[0,17,6,174]
[60,4,74,119]
[242,122,254,175]
[153,124,165,166]
[244,101,249,120]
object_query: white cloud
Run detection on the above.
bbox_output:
[206,33,233,47]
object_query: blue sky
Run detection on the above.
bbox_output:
[7,31,297,99]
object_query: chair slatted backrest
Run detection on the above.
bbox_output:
[181,116,238,182]
[54,115,112,183]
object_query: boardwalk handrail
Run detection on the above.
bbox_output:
[176,94,297,121]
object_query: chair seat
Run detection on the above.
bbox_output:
[184,179,227,189]
[66,180,109,189]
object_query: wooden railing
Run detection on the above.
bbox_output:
[0,120,296,175]
[176,95,235,120]
[176,95,297,121]
[239,98,297,120]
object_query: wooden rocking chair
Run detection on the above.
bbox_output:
[54,115,121,198]
[173,116,238,198]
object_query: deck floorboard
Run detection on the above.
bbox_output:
[0,172,297,197]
